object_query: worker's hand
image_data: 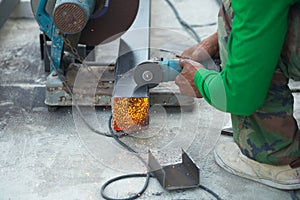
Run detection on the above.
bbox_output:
[175,59,204,98]
[181,32,219,62]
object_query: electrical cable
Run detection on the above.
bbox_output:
[191,22,217,28]
[99,116,153,200]
[199,185,222,200]
[291,89,300,93]
[100,117,153,200]
[100,173,152,200]
[164,0,201,43]
[290,190,300,200]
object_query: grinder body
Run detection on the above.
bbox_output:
[133,58,182,89]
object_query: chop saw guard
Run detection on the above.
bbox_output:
[31,0,140,45]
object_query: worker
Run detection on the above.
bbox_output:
[175,0,300,190]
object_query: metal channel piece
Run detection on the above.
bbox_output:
[112,0,151,132]
[148,150,200,190]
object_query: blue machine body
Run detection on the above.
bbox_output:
[36,0,63,73]
[35,0,96,73]
[159,58,182,82]
[55,0,96,19]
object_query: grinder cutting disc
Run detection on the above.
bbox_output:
[80,0,139,45]
[133,62,163,88]
[31,0,139,46]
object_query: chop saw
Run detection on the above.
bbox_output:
[31,0,195,132]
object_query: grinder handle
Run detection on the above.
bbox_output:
[160,58,182,82]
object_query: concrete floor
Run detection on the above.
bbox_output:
[0,0,300,199]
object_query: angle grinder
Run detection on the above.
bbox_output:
[133,58,182,88]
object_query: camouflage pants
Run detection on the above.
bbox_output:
[231,71,300,167]
[219,1,300,166]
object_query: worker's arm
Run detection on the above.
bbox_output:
[175,59,204,98]
[175,33,219,98]
[181,32,219,62]
[193,0,297,115]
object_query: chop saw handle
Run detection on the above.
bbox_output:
[35,0,53,36]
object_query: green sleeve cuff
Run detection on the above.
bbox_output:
[194,68,227,112]
[194,68,212,103]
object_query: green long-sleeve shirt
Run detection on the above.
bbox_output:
[194,0,299,115]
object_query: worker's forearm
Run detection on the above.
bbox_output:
[200,32,219,58]
[181,32,219,61]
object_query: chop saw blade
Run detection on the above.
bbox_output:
[80,0,139,45]
[31,0,139,45]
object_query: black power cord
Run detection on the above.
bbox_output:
[101,171,223,200]
[100,173,152,200]
[191,22,217,28]
[164,0,201,43]
[290,190,300,200]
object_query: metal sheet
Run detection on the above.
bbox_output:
[148,150,200,190]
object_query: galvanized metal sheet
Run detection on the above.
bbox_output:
[148,150,200,190]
